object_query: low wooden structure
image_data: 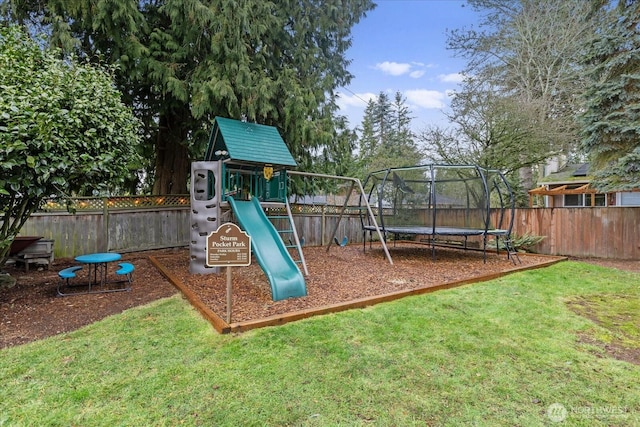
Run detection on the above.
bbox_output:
[9,238,54,271]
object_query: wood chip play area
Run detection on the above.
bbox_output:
[151,243,563,334]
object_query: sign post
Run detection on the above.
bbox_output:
[206,223,251,323]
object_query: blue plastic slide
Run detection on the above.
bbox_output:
[227,197,307,301]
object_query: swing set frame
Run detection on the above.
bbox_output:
[287,171,393,265]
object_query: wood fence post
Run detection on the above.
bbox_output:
[321,205,326,246]
[102,197,109,252]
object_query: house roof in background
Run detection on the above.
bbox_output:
[204,117,297,168]
[538,163,591,185]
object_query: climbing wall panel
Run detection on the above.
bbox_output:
[189,161,221,274]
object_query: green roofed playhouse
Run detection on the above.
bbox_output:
[189,117,307,301]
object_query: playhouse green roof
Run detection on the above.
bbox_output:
[204,117,297,168]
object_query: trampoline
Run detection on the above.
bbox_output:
[359,164,516,262]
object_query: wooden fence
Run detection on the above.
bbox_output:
[17,203,369,258]
[19,208,191,258]
[14,203,640,260]
[504,207,640,260]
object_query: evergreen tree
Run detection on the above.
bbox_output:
[357,98,381,168]
[3,0,374,194]
[356,91,421,178]
[579,0,640,191]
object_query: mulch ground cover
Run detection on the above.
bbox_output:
[156,243,560,327]
[1,243,571,348]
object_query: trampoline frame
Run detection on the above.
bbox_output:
[359,164,516,262]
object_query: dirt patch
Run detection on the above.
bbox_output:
[564,257,640,367]
[575,332,640,366]
[566,294,640,366]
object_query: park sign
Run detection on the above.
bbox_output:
[206,223,251,267]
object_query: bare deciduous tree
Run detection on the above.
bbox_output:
[441,0,601,188]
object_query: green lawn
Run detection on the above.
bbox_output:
[1,261,639,426]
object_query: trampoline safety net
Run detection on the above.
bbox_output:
[359,164,515,256]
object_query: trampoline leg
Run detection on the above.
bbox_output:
[483,235,487,263]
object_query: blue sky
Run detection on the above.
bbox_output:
[337,0,482,132]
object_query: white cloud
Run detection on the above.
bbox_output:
[336,91,376,109]
[374,61,412,76]
[438,73,465,84]
[374,61,435,79]
[405,89,446,109]
[414,62,438,69]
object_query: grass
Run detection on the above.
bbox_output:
[1,261,639,426]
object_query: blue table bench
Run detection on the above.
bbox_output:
[57,254,133,296]
[116,262,135,285]
[57,266,83,296]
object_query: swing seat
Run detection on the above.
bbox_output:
[334,236,348,247]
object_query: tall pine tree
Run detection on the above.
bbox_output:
[356,91,421,178]
[580,0,640,191]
